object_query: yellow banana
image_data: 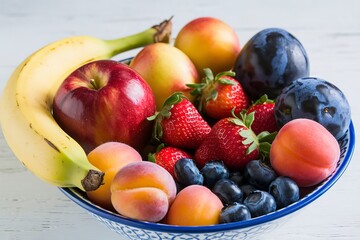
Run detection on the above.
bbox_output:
[0,18,172,191]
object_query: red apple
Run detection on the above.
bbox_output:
[174,17,241,76]
[52,59,156,153]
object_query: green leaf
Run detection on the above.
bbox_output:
[231,108,238,118]
[203,68,214,82]
[159,92,186,119]
[186,83,207,96]
[244,111,255,128]
[258,131,278,143]
[240,129,255,144]
[259,142,272,159]
[218,78,236,85]
[162,92,185,107]
[155,143,165,152]
[148,152,156,163]
[230,118,246,127]
[246,141,258,155]
[209,89,218,101]
[186,83,205,88]
[257,131,270,139]
[146,112,159,121]
[188,88,202,96]
[153,120,164,141]
[258,94,269,104]
[252,94,275,105]
[215,70,236,80]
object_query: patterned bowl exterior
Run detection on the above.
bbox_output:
[60,121,355,240]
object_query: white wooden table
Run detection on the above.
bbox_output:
[1,0,359,239]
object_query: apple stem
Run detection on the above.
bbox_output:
[105,16,173,56]
[89,78,98,90]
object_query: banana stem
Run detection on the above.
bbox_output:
[82,170,105,192]
[105,17,173,56]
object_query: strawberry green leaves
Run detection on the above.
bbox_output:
[186,68,249,119]
[231,110,277,159]
[147,92,185,141]
[148,92,211,150]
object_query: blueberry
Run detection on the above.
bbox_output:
[244,160,277,190]
[174,158,203,186]
[274,77,351,140]
[200,161,230,188]
[269,176,300,209]
[212,179,243,205]
[234,28,309,100]
[219,202,251,223]
[240,184,258,198]
[244,190,277,218]
[229,172,245,186]
[175,181,184,194]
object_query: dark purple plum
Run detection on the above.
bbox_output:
[234,28,309,100]
[274,77,351,140]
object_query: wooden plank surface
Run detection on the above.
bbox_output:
[1,0,359,239]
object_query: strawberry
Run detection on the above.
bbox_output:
[148,92,211,149]
[246,95,278,135]
[187,68,250,120]
[148,144,193,178]
[195,112,276,171]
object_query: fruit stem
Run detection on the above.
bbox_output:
[105,17,173,56]
[89,79,98,90]
[81,169,105,192]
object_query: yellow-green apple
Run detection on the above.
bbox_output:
[52,59,156,153]
[129,42,200,110]
[174,17,241,76]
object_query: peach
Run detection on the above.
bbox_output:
[174,17,241,76]
[270,118,340,187]
[86,142,142,210]
[166,185,223,226]
[129,42,200,110]
[111,161,176,222]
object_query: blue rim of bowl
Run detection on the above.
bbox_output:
[60,119,355,234]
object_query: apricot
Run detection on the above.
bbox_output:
[270,118,340,187]
[86,142,142,210]
[166,185,223,226]
[111,161,176,222]
[174,17,241,76]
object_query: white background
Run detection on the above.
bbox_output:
[1,0,359,239]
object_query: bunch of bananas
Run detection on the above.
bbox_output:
[0,18,172,192]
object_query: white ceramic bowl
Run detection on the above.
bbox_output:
[60,120,355,240]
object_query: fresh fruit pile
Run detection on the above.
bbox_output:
[0,16,351,227]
